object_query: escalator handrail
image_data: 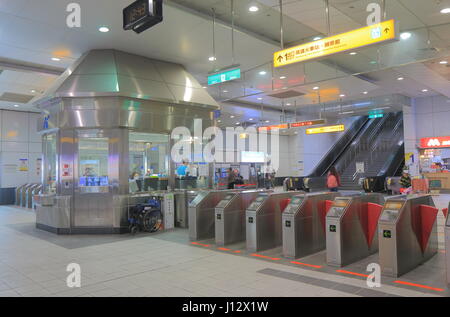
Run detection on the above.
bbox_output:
[308,116,369,177]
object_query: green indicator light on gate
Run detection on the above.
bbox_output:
[208,68,241,85]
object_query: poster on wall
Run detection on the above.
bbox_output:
[61,163,73,180]
[356,162,365,173]
[18,159,28,172]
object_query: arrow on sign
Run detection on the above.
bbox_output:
[384,27,390,34]
[277,55,284,63]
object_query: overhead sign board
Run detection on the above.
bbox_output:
[258,124,289,132]
[369,109,384,119]
[420,137,450,149]
[123,0,163,34]
[290,119,326,128]
[208,68,241,85]
[306,125,345,135]
[274,19,397,68]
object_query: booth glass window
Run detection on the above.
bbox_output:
[42,133,57,194]
[78,132,109,191]
[129,132,169,192]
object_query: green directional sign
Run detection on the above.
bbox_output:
[369,109,384,119]
[208,68,241,85]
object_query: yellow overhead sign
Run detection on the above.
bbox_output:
[306,125,345,135]
[274,19,397,68]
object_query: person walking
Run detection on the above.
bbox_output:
[327,166,341,192]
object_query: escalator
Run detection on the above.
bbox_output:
[304,112,404,191]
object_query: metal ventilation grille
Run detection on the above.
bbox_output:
[267,90,305,99]
[0,92,34,103]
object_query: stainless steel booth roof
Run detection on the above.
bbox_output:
[35,49,219,110]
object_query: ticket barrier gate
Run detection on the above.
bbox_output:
[379,195,438,277]
[16,184,33,206]
[445,202,450,287]
[215,190,270,246]
[282,192,339,259]
[246,192,298,252]
[189,190,239,241]
[20,184,36,207]
[26,184,41,209]
[326,193,384,267]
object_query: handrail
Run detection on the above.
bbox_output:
[308,116,369,177]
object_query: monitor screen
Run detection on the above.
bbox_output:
[241,151,265,163]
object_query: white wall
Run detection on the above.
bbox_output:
[403,95,450,176]
[0,110,42,188]
[283,116,359,177]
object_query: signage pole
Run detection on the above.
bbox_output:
[382,0,387,20]
[231,0,235,65]
[325,0,331,36]
[279,0,284,49]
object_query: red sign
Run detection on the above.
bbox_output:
[290,119,326,128]
[258,124,289,132]
[420,137,450,148]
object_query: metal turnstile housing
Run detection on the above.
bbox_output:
[215,190,270,246]
[379,195,438,277]
[15,184,27,205]
[445,202,450,287]
[282,192,339,259]
[246,192,298,252]
[326,193,384,267]
[189,190,238,241]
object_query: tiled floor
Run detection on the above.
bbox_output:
[0,194,448,297]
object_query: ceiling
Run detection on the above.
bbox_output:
[0,0,450,126]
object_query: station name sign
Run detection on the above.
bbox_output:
[420,136,450,149]
[306,125,345,135]
[274,19,397,68]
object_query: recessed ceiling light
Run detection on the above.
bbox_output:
[349,52,357,55]
[422,89,429,92]
[98,26,110,33]
[400,32,412,40]
[230,115,235,118]
[339,94,346,97]
[257,97,263,100]
[363,91,368,95]
[397,77,404,81]
[440,60,448,65]
[441,8,450,14]
[30,89,36,93]
[208,56,216,61]
[13,104,19,108]
[249,5,259,12]
[249,118,254,121]
[223,90,228,93]
[313,86,320,90]
[313,36,322,41]
[280,76,286,79]
[286,103,291,106]
[370,60,377,64]
[51,57,61,61]
[265,120,270,123]
[259,71,267,75]
[236,122,240,125]
[202,86,207,89]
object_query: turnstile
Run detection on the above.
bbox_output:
[215,190,270,246]
[282,192,339,259]
[189,190,238,241]
[246,192,298,252]
[15,184,27,205]
[26,184,40,208]
[326,193,384,267]
[379,195,438,277]
[445,202,450,287]
[20,184,35,207]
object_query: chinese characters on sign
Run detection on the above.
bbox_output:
[274,19,397,67]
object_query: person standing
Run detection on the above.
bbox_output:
[327,166,341,192]
[227,168,236,189]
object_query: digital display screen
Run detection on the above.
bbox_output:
[385,202,404,210]
[290,197,303,205]
[383,230,392,238]
[241,151,265,163]
[124,0,149,28]
[79,176,108,187]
